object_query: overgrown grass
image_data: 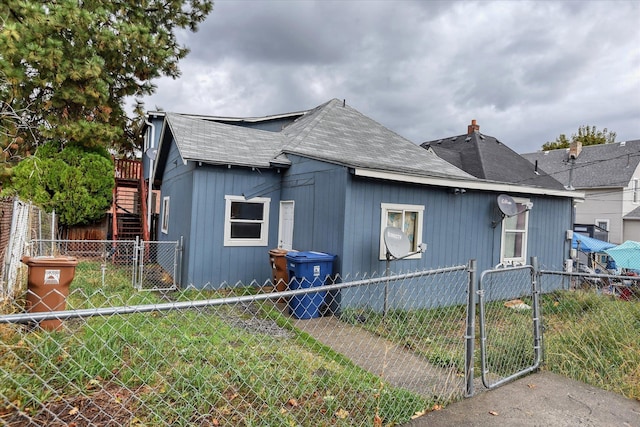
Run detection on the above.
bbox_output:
[2,261,433,426]
[342,291,639,400]
[541,291,640,399]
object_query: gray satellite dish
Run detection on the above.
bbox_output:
[146,148,157,160]
[384,227,411,259]
[497,194,519,217]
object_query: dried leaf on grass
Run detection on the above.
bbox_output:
[335,408,349,419]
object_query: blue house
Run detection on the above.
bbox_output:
[143,99,581,306]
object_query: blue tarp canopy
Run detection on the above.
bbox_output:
[604,241,640,270]
[572,232,616,253]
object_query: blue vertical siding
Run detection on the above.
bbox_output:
[280,156,347,260]
[183,165,282,288]
[340,175,575,309]
[157,141,194,286]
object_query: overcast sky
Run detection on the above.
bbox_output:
[139,0,640,154]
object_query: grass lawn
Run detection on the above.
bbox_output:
[1,260,434,426]
[2,260,637,426]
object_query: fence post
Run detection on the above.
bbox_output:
[465,258,477,397]
[530,256,543,370]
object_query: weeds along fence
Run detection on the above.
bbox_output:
[537,267,640,400]
[1,246,639,426]
[0,254,471,427]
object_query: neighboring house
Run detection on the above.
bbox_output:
[144,99,580,310]
[421,120,566,191]
[523,139,640,244]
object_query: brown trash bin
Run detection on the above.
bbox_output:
[21,256,79,331]
[268,249,289,300]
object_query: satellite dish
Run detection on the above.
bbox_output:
[497,194,519,217]
[146,148,157,160]
[384,227,411,259]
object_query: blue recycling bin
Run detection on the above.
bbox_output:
[286,251,335,319]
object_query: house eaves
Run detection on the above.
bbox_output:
[353,168,585,200]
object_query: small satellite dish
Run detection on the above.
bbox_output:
[497,194,519,217]
[146,148,157,160]
[384,227,411,259]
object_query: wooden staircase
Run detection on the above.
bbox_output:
[112,159,149,242]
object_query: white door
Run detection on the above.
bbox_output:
[278,201,295,250]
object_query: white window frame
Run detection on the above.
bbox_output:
[224,195,270,247]
[379,203,425,260]
[595,219,609,232]
[161,196,170,234]
[633,179,639,204]
[499,197,529,266]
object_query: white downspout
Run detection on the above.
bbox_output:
[144,117,155,233]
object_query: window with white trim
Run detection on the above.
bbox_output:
[596,219,609,232]
[379,203,425,260]
[634,179,639,204]
[500,197,529,265]
[224,195,270,246]
[161,196,170,234]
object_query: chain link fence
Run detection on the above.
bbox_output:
[478,264,541,389]
[0,249,471,427]
[538,265,640,400]
[1,244,638,426]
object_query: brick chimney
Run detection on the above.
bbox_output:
[467,119,480,135]
[569,140,582,159]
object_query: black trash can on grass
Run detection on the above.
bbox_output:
[21,256,78,331]
[285,251,335,319]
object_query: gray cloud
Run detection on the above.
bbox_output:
[140,0,640,153]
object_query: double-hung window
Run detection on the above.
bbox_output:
[379,203,424,260]
[500,197,529,265]
[224,195,270,246]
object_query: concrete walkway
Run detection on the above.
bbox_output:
[405,370,640,427]
[293,315,463,400]
[293,314,640,427]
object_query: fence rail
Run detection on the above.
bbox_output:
[1,249,638,426]
[1,261,471,426]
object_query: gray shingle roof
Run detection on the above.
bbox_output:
[624,206,640,220]
[281,99,473,179]
[165,113,287,168]
[421,133,567,191]
[522,140,640,189]
[162,99,474,181]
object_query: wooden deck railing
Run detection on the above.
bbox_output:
[114,158,142,180]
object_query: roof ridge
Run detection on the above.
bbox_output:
[281,99,338,150]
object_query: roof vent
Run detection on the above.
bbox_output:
[621,141,626,146]
[451,136,457,141]
[465,137,471,142]
[479,134,485,140]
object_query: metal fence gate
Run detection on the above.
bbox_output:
[478,262,542,390]
[31,239,182,292]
